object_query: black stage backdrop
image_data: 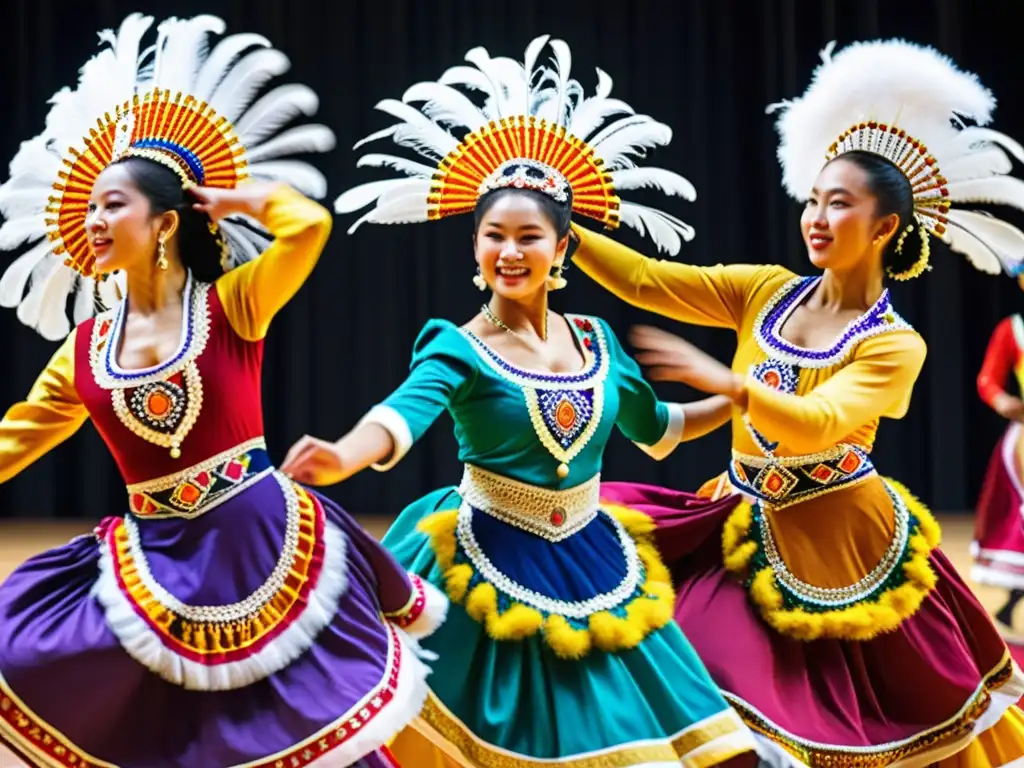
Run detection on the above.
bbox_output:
[0,0,1020,519]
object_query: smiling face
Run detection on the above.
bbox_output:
[473,191,568,301]
[85,162,178,275]
[800,157,901,273]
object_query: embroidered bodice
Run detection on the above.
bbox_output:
[570,225,928,462]
[75,277,263,484]
[0,186,332,490]
[365,314,683,490]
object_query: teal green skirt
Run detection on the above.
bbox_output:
[382,487,756,766]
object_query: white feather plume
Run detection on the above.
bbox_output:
[771,39,996,201]
[609,168,697,201]
[772,38,1024,278]
[338,34,694,253]
[235,84,320,146]
[0,13,334,340]
[247,160,327,198]
[618,203,694,256]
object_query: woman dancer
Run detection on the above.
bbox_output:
[570,39,1024,766]
[0,14,444,768]
[974,282,1024,640]
[283,35,760,768]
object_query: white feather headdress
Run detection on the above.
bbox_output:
[0,13,336,341]
[769,39,1024,279]
[335,34,696,255]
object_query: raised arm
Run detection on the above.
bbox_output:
[215,184,333,341]
[281,321,476,485]
[977,317,1023,419]
[742,332,927,455]
[571,224,789,330]
[0,330,89,484]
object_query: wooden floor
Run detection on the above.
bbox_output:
[0,513,1008,766]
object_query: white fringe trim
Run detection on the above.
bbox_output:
[400,577,449,640]
[972,563,1024,592]
[92,519,350,691]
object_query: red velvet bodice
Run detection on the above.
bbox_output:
[74,279,266,485]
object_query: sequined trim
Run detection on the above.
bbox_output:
[125,438,270,518]
[458,314,609,390]
[460,316,609,479]
[456,501,640,619]
[752,277,913,369]
[0,623,422,768]
[721,478,942,641]
[458,464,600,541]
[105,473,323,660]
[418,691,753,767]
[89,277,213,457]
[724,653,1017,767]
[89,275,212,389]
[0,666,116,767]
[729,444,876,509]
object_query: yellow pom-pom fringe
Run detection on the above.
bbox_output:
[721,479,941,642]
[417,504,675,658]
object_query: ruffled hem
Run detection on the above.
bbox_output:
[417,503,675,659]
[383,574,450,640]
[92,481,350,691]
[389,691,755,768]
[0,622,432,768]
[724,652,1024,767]
[722,477,942,642]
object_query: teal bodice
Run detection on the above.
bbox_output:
[377,314,681,485]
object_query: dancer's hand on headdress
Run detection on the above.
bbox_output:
[629,325,743,401]
[188,182,286,222]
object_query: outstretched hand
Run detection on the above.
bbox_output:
[280,434,348,487]
[629,325,743,400]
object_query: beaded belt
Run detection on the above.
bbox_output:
[126,437,273,519]
[458,464,600,542]
[728,443,875,509]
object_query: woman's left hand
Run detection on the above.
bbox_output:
[188,182,284,221]
[629,325,743,400]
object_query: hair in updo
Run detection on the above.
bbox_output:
[827,150,923,277]
[110,156,226,282]
[473,162,574,239]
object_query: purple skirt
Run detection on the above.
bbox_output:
[600,481,1024,766]
[973,423,1024,592]
[0,471,434,768]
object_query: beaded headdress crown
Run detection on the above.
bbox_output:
[335,35,697,256]
[770,39,1024,281]
[0,13,335,340]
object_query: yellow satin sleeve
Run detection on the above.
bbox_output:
[216,185,333,341]
[0,329,89,484]
[571,224,793,330]
[744,331,927,455]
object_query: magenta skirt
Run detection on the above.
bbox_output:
[973,423,1024,592]
[600,480,1023,765]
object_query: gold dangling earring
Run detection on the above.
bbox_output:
[545,263,567,291]
[472,268,487,291]
[157,233,169,272]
